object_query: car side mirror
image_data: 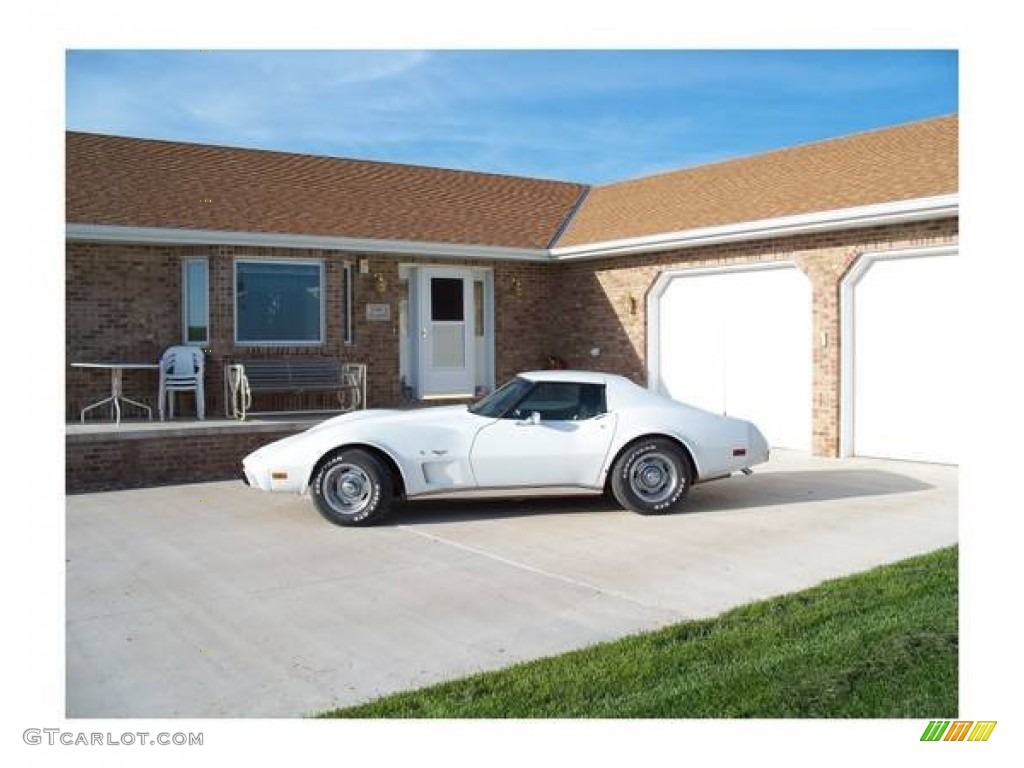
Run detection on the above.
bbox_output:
[517,411,541,426]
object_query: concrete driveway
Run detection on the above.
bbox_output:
[66,449,957,717]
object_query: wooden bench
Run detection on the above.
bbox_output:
[224,359,366,419]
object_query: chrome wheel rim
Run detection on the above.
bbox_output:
[628,452,679,504]
[323,463,373,516]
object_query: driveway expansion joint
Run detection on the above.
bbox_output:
[398,524,687,619]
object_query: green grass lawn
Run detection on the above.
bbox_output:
[320,546,957,718]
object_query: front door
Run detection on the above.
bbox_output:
[416,267,476,399]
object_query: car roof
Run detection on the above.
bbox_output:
[519,370,633,386]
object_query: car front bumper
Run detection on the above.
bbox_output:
[241,450,306,493]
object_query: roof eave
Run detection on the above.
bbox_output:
[64,224,551,262]
[65,193,958,263]
[549,193,959,261]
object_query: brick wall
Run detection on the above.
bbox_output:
[67,242,181,421]
[66,244,554,420]
[66,425,306,493]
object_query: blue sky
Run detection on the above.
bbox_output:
[66,50,957,184]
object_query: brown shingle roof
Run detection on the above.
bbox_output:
[67,115,958,251]
[556,115,958,247]
[66,132,587,250]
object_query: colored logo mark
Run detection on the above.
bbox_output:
[921,720,997,742]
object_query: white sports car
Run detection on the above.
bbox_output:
[241,370,769,526]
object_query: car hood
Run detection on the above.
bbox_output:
[247,404,480,464]
[305,404,472,435]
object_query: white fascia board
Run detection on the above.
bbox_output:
[65,224,551,262]
[66,194,958,264]
[549,194,959,261]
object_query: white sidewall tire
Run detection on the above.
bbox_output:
[611,438,692,516]
[312,449,392,526]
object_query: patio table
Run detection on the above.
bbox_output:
[72,362,159,425]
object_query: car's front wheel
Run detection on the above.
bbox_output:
[311,449,392,526]
[610,438,692,516]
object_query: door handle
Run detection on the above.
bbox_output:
[421,328,428,339]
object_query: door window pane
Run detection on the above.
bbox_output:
[431,278,464,321]
[510,382,607,421]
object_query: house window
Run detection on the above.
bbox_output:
[473,279,485,337]
[182,258,209,345]
[343,263,354,345]
[235,260,323,345]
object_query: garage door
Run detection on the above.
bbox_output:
[651,264,812,451]
[845,248,960,464]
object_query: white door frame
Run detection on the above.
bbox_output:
[406,265,495,399]
[838,244,959,458]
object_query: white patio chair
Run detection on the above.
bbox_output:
[158,346,205,420]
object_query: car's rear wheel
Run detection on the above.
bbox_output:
[610,438,692,515]
[312,449,392,526]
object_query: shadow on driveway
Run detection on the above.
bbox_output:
[385,469,933,526]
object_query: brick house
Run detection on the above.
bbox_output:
[66,114,958,469]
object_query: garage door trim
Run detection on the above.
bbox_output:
[839,244,959,458]
[647,260,804,396]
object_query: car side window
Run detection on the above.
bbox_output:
[508,382,607,422]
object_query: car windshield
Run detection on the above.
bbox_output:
[467,376,533,418]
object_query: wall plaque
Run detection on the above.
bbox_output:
[366,303,391,321]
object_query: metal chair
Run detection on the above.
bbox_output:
[341,363,367,411]
[224,363,251,420]
[158,346,205,420]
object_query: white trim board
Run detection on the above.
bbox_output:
[66,224,549,262]
[66,194,957,263]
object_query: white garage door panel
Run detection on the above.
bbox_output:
[660,278,726,414]
[852,252,960,464]
[657,266,812,451]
